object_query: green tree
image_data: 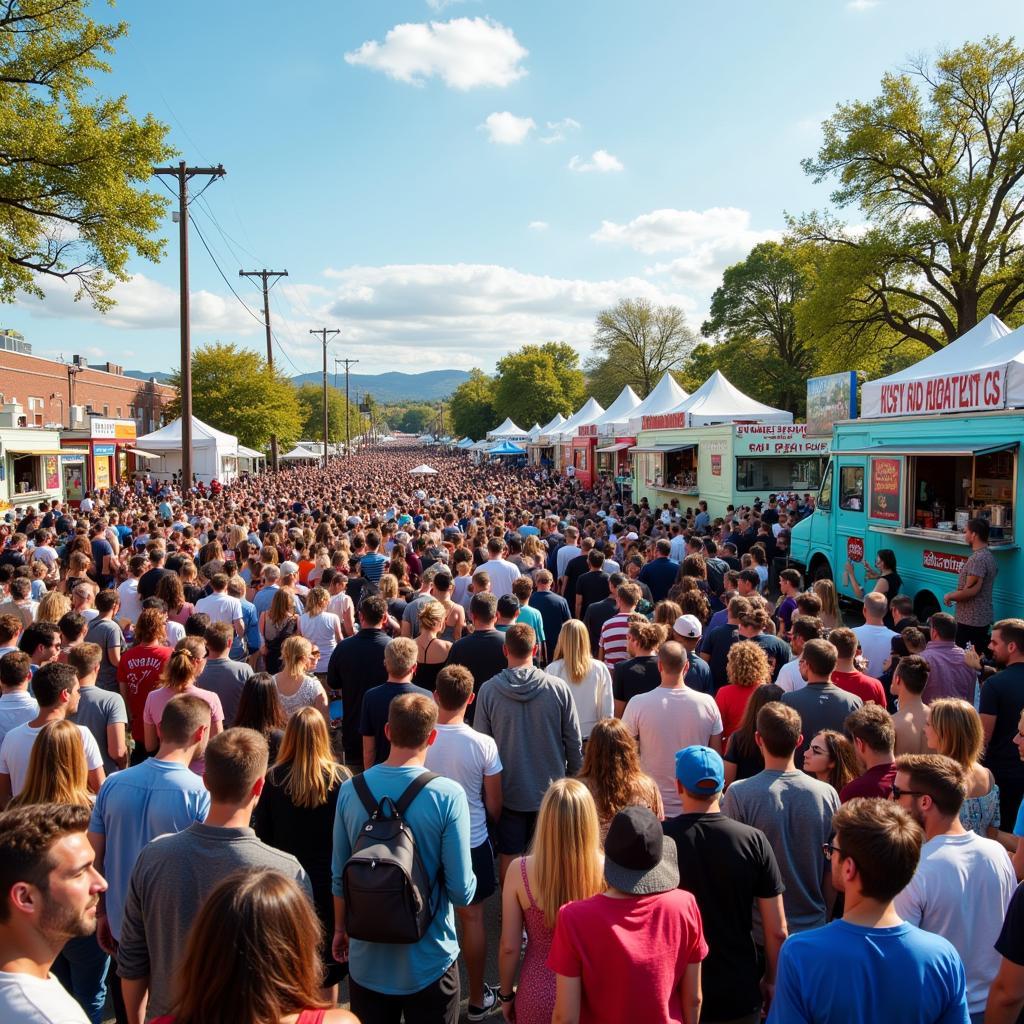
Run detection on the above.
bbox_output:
[584,298,696,402]
[295,383,365,442]
[701,241,815,413]
[794,36,1024,351]
[1,2,173,308]
[167,343,301,450]
[493,343,586,425]
[449,369,496,439]
[397,405,437,434]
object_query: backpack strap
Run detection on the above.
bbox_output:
[395,771,440,817]
[352,773,381,818]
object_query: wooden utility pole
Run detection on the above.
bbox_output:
[239,268,288,472]
[310,328,339,467]
[152,160,226,492]
[336,358,359,455]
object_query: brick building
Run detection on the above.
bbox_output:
[0,350,173,434]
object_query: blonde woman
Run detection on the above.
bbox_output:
[926,697,1006,843]
[9,719,92,809]
[546,620,613,740]
[716,641,771,743]
[274,636,329,722]
[260,587,299,674]
[415,599,451,690]
[297,586,342,679]
[812,578,842,630]
[143,637,224,772]
[35,590,70,625]
[254,707,351,1000]
[498,779,604,1024]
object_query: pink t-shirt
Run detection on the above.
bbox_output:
[547,889,707,1024]
[143,684,224,774]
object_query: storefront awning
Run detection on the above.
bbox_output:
[6,448,89,456]
[596,442,632,454]
[629,443,696,454]
[839,442,1018,457]
[130,449,161,459]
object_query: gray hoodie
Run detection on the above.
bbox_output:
[474,665,583,812]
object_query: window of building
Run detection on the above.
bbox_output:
[12,454,41,493]
[27,396,44,426]
[735,457,824,492]
[102,405,109,416]
[116,406,122,417]
[839,466,865,511]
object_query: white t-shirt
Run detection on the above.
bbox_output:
[0,722,103,795]
[546,659,614,739]
[483,558,521,599]
[0,970,89,1023]
[299,611,341,673]
[622,686,723,817]
[776,657,806,694]
[327,591,354,628]
[117,578,143,625]
[851,623,898,678]
[894,831,1016,1014]
[424,723,502,847]
[195,592,243,626]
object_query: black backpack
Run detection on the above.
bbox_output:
[342,771,442,945]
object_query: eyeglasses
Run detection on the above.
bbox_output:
[822,842,842,860]
[890,785,926,801]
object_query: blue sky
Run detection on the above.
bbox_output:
[7,0,1024,375]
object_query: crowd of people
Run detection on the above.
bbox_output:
[0,441,1022,1024]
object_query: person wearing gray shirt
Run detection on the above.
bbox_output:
[781,638,863,768]
[117,728,311,1022]
[85,591,125,693]
[197,622,253,726]
[723,702,840,939]
[67,643,128,774]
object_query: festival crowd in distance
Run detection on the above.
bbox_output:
[0,441,1023,1024]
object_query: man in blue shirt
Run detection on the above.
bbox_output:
[638,538,680,604]
[332,692,475,1023]
[359,530,388,585]
[769,797,969,1024]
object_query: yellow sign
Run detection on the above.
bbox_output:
[94,457,110,489]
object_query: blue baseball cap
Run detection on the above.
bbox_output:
[675,745,725,795]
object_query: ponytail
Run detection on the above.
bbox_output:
[162,637,205,689]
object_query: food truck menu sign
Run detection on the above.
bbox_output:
[869,457,902,521]
[806,372,857,436]
[873,368,1007,417]
[733,425,831,456]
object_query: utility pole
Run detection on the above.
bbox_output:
[336,358,359,455]
[153,160,226,492]
[239,268,288,473]
[310,328,339,467]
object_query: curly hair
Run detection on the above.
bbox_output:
[727,641,771,689]
[577,718,647,822]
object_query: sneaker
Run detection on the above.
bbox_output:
[467,984,499,1021]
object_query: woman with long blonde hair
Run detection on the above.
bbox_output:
[9,719,91,809]
[273,636,329,722]
[143,637,224,771]
[498,779,604,1024]
[260,586,299,674]
[577,718,663,839]
[546,620,612,740]
[812,578,842,630]
[35,589,71,625]
[297,586,342,680]
[254,708,351,1000]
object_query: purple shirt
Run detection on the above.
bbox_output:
[921,641,977,704]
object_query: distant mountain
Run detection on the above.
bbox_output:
[124,368,471,403]
[290,369,471,403]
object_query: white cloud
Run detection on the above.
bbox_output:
[846,0,879,10]
[344,17,527,90]
[594,206,780,291]
[426,0,470,9]
[568,149,624,173]
[539,117,581,144]
[481,111,536,145]
[528,221,549,231]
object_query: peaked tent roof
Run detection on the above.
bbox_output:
[593,385,642,431]
[136,415,238,449]
[487,440,527,455]
[280,445,320,460]
[861,313,1020,418]
[625,374,690,433]
[408,464,438,474]
[538,412,567,435]
[236,444,265,459]
[487,416,528,439]
[456,437,476,448]
[557,397,606,438]
[664,370,792,425]
[527,423,543,440]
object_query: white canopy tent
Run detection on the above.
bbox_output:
[537,412,567,437]
[236,444,266,474]
[486,417,529,441]
[134,416,239,484]
[526,423,543,441]
[861,314,1022,418]
[556,397,605,441]
[664,371,793,426]
[626,374,690,435]
[593,385,642,436]
[409,464,438,475]
[279,444,322,462]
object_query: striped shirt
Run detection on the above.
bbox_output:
[599,612,633,668]
[359,551,388,584]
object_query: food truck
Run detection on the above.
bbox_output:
[788,315,1024,621]
[631,371,829,518]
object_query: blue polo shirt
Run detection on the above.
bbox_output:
[331,765,475,994]
[638,556,680,603]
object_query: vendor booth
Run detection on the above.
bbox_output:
[135,416,240,485]
[592,385,642,490]
[527,412,566,467]
[237,445,267,476]
[60,416,150,495]
[486,440,527,464]
[556,398,605,484]
[0,402,78,512]
[625,373,690,436]
[486,417,530,443]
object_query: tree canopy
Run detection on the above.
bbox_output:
[584,298,696,404]
[449,368,496,439]
[167,343,301,450]
[0,1,173,309]
[794,36,1024,351]
[295,383,368,442]
[493,342,585,426]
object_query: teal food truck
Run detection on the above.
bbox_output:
[789,317,1024,621]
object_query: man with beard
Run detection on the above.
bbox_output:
[0,803,107,1022]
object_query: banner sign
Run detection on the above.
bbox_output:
[711,454,722,476]
[923,549,969,574]
[94,458,109,489]
[642,412,686,430]
[847,536,864,563]
[44,455,59,490]
[807,372,857,436]
[90,419,136,440]
[873,368,1006,417]
[578,425,598,437]
[93,444,115,456]
[733,425,830,456]
[869,457,902,521]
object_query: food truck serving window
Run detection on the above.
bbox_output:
[839,466,864,511]
[735,457,824,492]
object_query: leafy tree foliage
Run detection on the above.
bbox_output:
[295,383,366,442]
[449,368,496,439]
[493,343,585,426]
